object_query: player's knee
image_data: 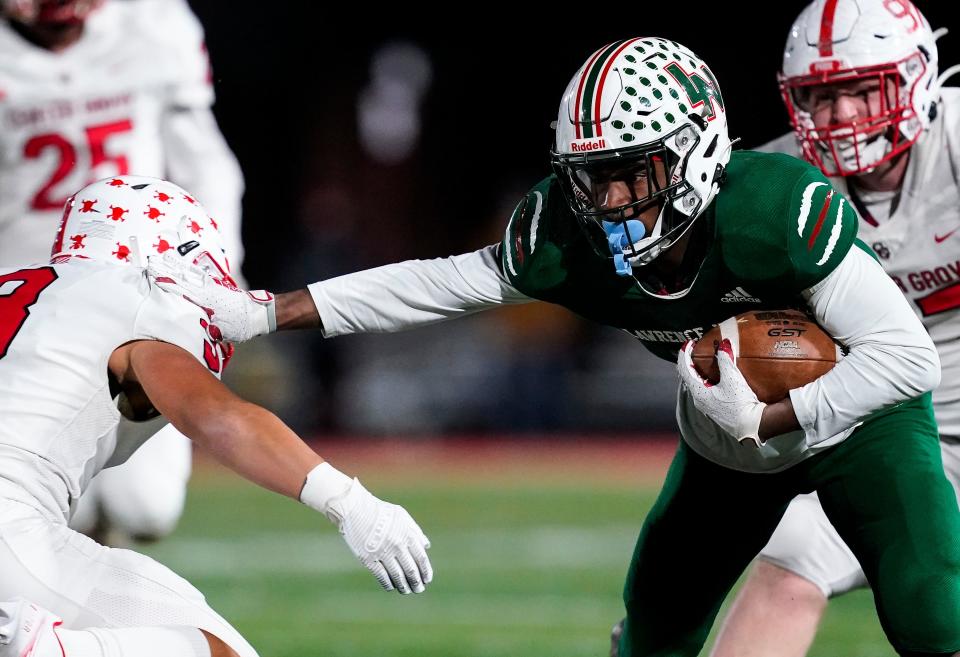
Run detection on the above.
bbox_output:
[751,560,826,609]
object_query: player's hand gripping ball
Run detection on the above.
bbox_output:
[691,310,841,403]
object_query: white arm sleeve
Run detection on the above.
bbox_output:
[162,106,246,275]
[790,246,940,445]
[307,245,532,337]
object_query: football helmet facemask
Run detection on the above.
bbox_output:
[779,0,950,176]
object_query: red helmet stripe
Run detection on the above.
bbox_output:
[818,0,840,56]
[593,38,644,138]
[574,45,609,140]
[50,194,75,259]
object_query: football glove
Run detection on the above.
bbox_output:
[147,251,275,343]
[677,339,766,447]
[300,463,433,594]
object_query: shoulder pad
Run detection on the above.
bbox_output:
[719,153,857,291]
[500,177,567,294]
[785,167,858,289]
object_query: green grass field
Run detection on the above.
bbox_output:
[140,440,894,657]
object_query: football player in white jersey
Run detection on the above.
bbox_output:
[0,0,245,544]
[707,1,960,655]
[0,176,432,657]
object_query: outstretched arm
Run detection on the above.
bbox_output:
[274,289,324,331]
[112,339,433,594]
[305,245,529,337]
[123,339,319,497]
[149,245,531,342]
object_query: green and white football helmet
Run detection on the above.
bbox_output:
[551,37,732,271]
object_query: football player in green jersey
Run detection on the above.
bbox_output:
[709,1,960,656]
[150,37,960,657]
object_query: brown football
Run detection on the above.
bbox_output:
[692,310,841,404]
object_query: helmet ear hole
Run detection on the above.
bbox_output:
[177,241,200,257]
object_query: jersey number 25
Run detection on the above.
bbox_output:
[24,119,133,211]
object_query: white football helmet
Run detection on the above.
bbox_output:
[551,37,731,276]
[780,0,944,176]
[50,176,235,288]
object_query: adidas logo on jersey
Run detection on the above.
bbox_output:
[720,287,761,303]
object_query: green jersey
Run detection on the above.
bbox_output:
[499,151,860,362]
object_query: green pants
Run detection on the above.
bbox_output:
[618,394,960,657]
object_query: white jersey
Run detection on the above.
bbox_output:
[759,87,960,437]
[0,261,226,521]
[0,0,244,268]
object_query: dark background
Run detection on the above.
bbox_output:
[184,3,959,435]
[186,1,958,288]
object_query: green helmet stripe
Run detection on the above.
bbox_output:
[592,38,644,137]
[577,40,624,139]
[573,45,611,140]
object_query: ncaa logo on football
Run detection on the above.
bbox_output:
[569,138,606,152]
[773,340,801,352]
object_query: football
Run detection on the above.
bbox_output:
[692,310,841,403]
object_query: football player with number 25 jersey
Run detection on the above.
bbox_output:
[151,35,960,656]
[0,177,432,657]
[711,1,960,656]
[0,0,245,545]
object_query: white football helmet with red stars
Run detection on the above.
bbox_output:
[50,175,235,287]
[779,0,946,175]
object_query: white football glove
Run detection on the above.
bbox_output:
[300,463,433,594]
[677,339,767,448]
[146,251,276,343]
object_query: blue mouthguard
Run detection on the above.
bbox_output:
[602,220,646,277]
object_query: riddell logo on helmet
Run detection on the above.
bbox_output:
[570,139,606,152]
[809,60,841,73]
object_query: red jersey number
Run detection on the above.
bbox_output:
[0,268,58,359]
[24,119,134,211]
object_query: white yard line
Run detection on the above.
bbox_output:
[144,525,639,577]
